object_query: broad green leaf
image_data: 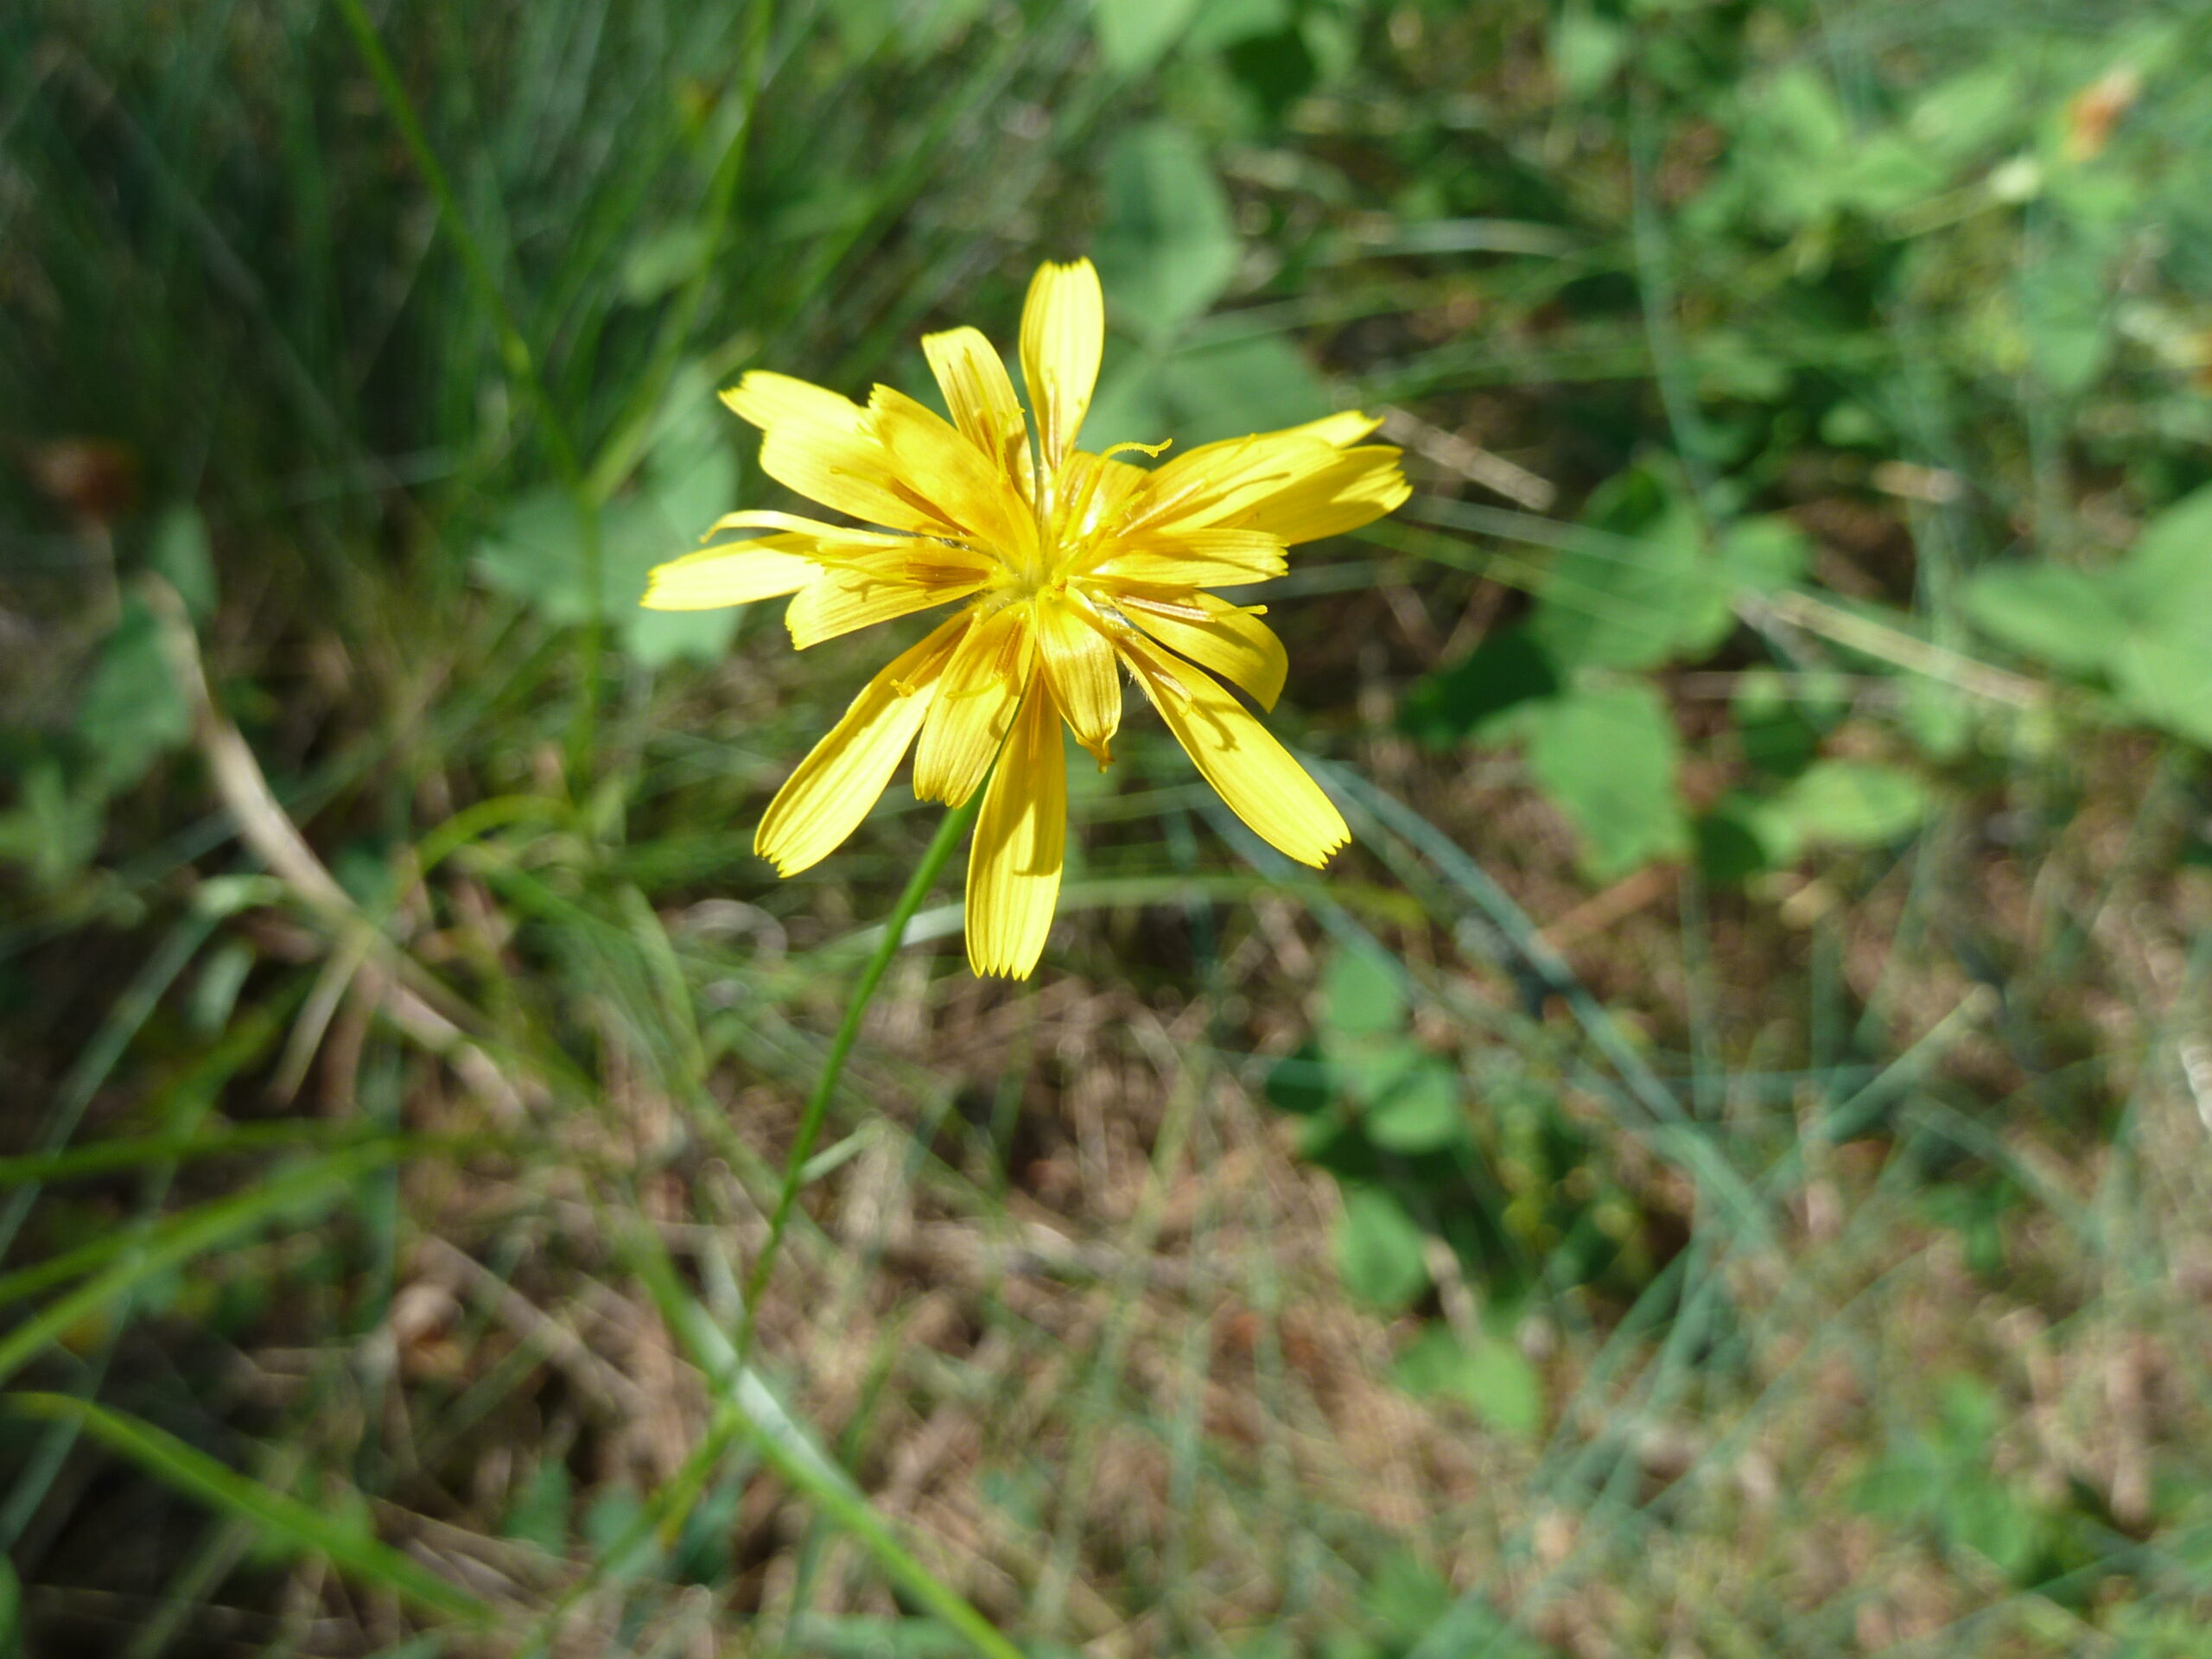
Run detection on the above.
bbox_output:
[1080,352,1173,453]
[1732,669,1827,779]
[1961,563,2128,677]
[2018,239,2113,394]
[1834,132,1947,216]
[1392,1325,1545,1440]
[0,758,102,887]
[1519,683,1690,879]
[1529,469,1732,671]
[1967,489,2212,745]
[1090,0,1201,73]
[1905,61,2030,168]
[2107,486,2212,743]
[1325,1031,1421,1109]
[149,505,218,621]
[2112,633,2212,747]
[1154,334,1332,444]
[1751,760,1929,857]
[1223,27,1318,124]
[1184,0,1289,51]
[1899,680,1975,761]
[74,594,192,792]
[475,372,741,667]
[1363,1057,1466,1154]
[1321,945,1407,1039]
[1263,1039,1333,1116]
[1096,124,1238,344]
[501,1458,570,1550]
[1360,1549,1452,1638]
[1399,626,1564,746]
[1694,799,1773,885]
[1717,517,1810,595]
[1334,1185,1429,1309]
[1550,9,1626,100]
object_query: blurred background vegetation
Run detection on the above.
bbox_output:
[5,0,2212,1652]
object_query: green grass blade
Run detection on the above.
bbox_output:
[2,1394,488,1626]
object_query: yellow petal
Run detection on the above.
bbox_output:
[785,550,994,649]
[965,683,1066,978]
[1217,445,1410,545]
[870,387,1037,564]
[913,602,1032,807]
[1020,259,1103,474]
[699,509,911,551]
[1088,529,1288,589]
[922,326,1035,503]
[1033,589,1122,764]
[722,372,960,535]
[755,616,965,874]
[1119,591,1287,709]
[1121,637,1349,868]
[1276,410,1384,448]
[1118,431,1344,537]
[721,371,869,436]
[644,540,817,610]
[756,421,960,537]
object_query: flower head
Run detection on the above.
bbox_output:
[645,258,1408,977]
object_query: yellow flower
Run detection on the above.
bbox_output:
[645,258,1409,978]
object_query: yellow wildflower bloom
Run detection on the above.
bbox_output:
[645,257,1409,978]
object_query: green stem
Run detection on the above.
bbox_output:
[734,794,980,1365]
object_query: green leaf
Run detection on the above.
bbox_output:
[1519,683,1689,879]
[1392,1325,1545,1440]
[1528,469,1732,671]
[1334,1185,1430,1309]
[2018,240,2113,394]
[1224,27,1317,124]
[1399,626,1565,746]
[1320,945,1407,1039]
[1751,760,1929,857]
[1264,1039,1334,1116]
[1089,0,1201,73]
[1152,334,1332,444]
[1549,9,1626,101]
[1732,669,1827,779]
[149,505,219,621]
[1966,489,2212,746]
[73,594,192,792]
[2107,486,2212,745]
[0,757,102,887]
[501,1457,570,1550]
[1717,517,1810,595]
[475,370,741,667]
[1095,124,1238,344]
[1360,1549,1452,1639]
[1184,0,1290,51]
[1325,1031,1421,1109]
[1833,132,1947,216]
[1090,333,1332,450]
[1364,1057,1466,1154]
[1694,799,1773,885]
[1961,563,2129,677]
